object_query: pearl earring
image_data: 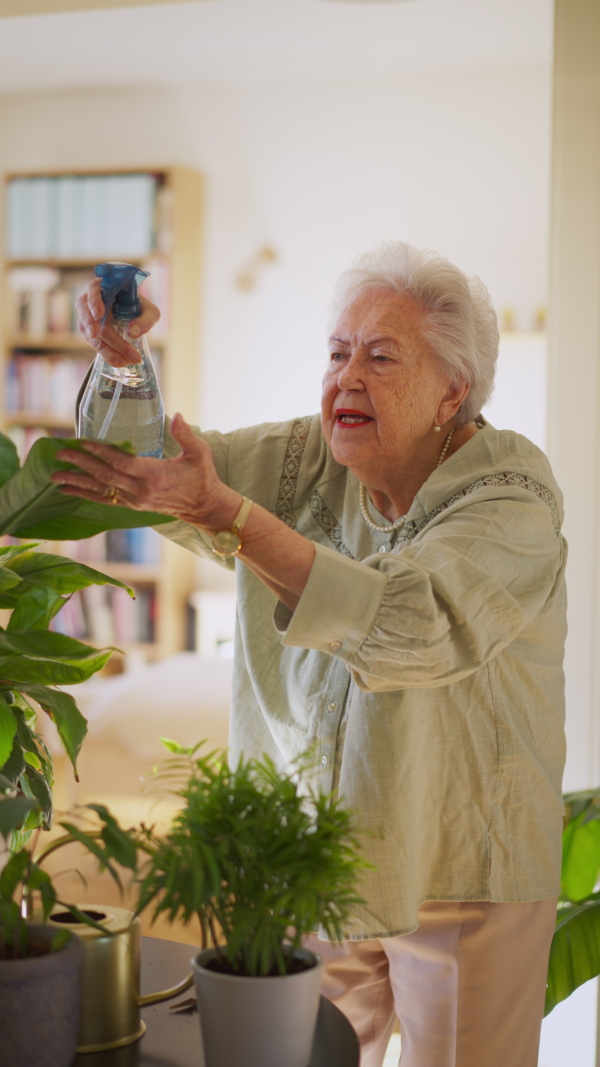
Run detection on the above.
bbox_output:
[433,424,442,433]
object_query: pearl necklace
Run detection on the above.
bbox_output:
[359,429,456,533]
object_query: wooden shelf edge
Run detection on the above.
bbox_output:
[6,253,168,269]
[7,334,165,351]
[99,562,162,582]
[4,411,74,429]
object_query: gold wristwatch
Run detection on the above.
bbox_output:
[212,496,253,559]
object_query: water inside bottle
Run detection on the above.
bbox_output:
[79,373,164,456]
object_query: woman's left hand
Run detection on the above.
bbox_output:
[51,413,240,532]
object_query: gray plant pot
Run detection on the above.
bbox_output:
[192,947,324,1067]
[0,923,84,1067]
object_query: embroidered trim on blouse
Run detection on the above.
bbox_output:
[392,472,561,548]
[309,491,356,559]
[275,416,315,528]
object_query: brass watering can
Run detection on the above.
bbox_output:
[32,836,193,1053]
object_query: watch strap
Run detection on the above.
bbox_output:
[231,495,253,535]
[212,496,253,559]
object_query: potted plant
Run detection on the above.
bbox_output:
[0,428,173,844]
[0,428,171,1064]
[545,787,600,1015]
[135,742,368,1067]
[0,799,143,1066]
[0,817,85,1067]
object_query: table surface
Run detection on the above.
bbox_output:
[74,936,359,1067]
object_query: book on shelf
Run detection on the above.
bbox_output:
[106,527,162,566]
[6,173,165,261]
[7,261,167,348]
[8,265,96,337]
[52,584,156,647]
[59,529,162,568]
[6,352,90,419]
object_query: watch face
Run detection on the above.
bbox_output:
[213,529,242,557]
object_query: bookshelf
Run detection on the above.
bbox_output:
[1,167,204,669]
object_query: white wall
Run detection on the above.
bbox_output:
[0,63,551,432]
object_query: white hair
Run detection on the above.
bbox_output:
[330,242,499,426]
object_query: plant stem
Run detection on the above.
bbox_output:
[208,914,223,961]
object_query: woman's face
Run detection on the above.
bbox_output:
[321,288,453,477]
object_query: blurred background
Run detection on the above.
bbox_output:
[0,1,598,1063]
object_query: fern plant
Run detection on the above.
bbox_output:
[136,745,368,977]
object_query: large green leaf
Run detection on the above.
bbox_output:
[0,628,111,662]
[0,433,20,489]
[16,501,173,540]
[0,653,112,686]
[562,812,600,901]
[0,796,37,840]
[0,737,26,789]
[15,684,87,774]
[546,900,600,1015]
[7,551,134,599]
[0,436,80,535]
[21,764,53,830]
[0,697,17,768]
[0,435,171,539]
[0,630,113,685]
[6,586,65,632]
[0,542,41,564]
[0,566,22,597]
[6,550,131,601]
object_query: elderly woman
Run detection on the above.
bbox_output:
[57,243,566,1067]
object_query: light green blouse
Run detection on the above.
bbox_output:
[159,416,567,939]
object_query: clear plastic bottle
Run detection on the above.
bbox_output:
[78,263,165,457]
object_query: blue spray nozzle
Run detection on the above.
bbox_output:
[95,262,150,324]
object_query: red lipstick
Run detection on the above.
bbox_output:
[335,408,373,426]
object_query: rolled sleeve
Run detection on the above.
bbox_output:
[276,492,565,693]
[275,542,387,657]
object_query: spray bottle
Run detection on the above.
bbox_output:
[77,262,165,456]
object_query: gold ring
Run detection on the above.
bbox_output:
[106,486,120,505]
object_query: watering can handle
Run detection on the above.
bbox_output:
[138,971,194,1006]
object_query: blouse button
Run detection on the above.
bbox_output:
[327,702,337,713]
[378,545,387,553]
[329,641,342,652]
[321,755,329,766]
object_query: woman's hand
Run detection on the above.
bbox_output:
[76,277,161,368]
[51,414,240,531]
[53,413,316,610]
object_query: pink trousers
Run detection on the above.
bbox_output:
[306,898,557,1067]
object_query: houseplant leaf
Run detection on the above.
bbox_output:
[10,684,87,774]
[6,551,135,599]
[0,433,20,489]
[0,630,113,684]
[562,815,600,901]
[0,796,37,840]
[6,586,66,632]
[0,434,171,539]
[20,764,53,831]
[0,697,17,768]
[0,566,22,597]
[561,790,600,901]
[545,899,600,1015]
[0,738,26,788]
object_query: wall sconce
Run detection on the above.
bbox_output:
[235,246,279,292]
